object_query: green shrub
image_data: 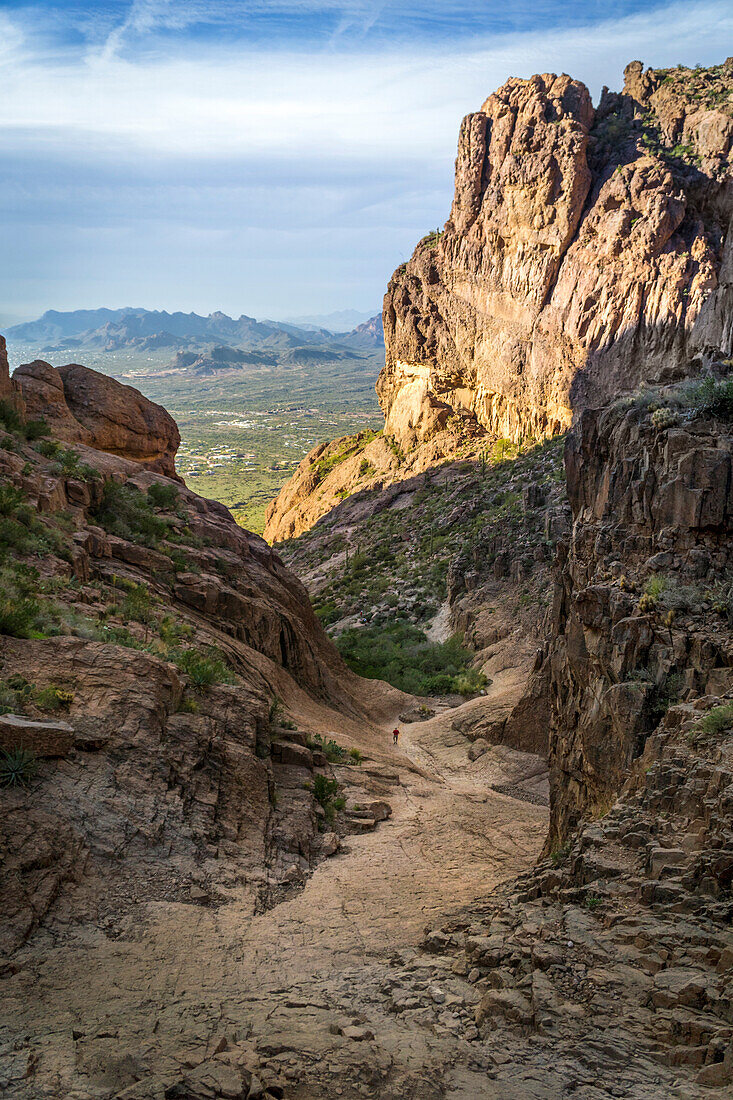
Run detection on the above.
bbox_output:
[36,439,60,458]
[697,704,733,736]
[92,480,170,546]
[147,482,179,510]
[686,377,733,420]
[0,746,38,787]
[121,584,156,627]
[173,647,233,690]
[550,842,571,866]
[644,574,668,599]
[0,401,24,434]
[0,590,43,638]
[24,418,48,441]
[312,773,341,820]
[336,621,486,696]
[309,733,348,762]
[0,483,25,517]
[348,747,363,765]
[34,685,74,710]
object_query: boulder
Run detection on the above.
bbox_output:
[468,738,491,761]
[13,359,180,477]
[0,714,74,757]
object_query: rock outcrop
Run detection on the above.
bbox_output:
[545,381,733,847]
[13,359,181,477]
[380,61,733,449]
[0,341,402,967]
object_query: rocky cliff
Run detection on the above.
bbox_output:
[380,60,733,449]
[545,378,733,847]
[0,351,402,970]
[413,378,733,1092]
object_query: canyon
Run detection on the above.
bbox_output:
[1,59,733,1100]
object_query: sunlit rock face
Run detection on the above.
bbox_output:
[380,61,733,449]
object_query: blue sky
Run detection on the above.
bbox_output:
[1,0,731,324]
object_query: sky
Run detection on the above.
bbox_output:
[1,0,731,324]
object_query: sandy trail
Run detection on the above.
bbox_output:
[3,700,548,1099]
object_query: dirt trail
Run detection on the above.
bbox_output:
[3,701,548,1100]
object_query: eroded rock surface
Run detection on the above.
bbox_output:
[13,359,181,477]
[380,60,733,449]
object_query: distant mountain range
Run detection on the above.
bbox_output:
[281,309,378,332]
[6,307,383,357]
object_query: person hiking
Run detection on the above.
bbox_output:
[392,728,399,745]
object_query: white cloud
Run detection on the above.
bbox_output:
[1,0,731,163]
[1,0,731,316]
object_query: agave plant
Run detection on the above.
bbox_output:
[0,746,38,788]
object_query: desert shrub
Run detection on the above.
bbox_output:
[24,418,48,441]
[0,675,35,714]
[0,746,38,787]
[697,704,733,736]
[36,439,60,458]
[359,458,376,478]
[645,673,683,728]
[309,733,347,763]
[173,647,233,690]
[0,569,43,637]
[550,842,571,866]
[147,482,179,510]
[312,774,341,821]
[314,600,340,627]
[92,480,170,546]
[0,483,25,517]
[685,377,733,420]
[158,615,193,644]
[121,584,156,627]
[336,621,486,696]
[644,574,668,599]
[348,747,363,765]
[97,624,149,650]
[0,400,25,434]
[34,685,74,710]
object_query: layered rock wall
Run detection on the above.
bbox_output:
[545,392,733,846]
[381,61,733,449]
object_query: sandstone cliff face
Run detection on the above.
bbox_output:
[380,61,733,449]
[13,359,181,478]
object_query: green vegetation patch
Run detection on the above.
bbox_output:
[336,620,486,697]
[312,429,380,485]
[697,704,733,737]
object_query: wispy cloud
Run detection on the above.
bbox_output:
[1,0,731,319]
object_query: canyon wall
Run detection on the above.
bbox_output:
[380,61,733,448]
[0,354,400,964]
[545,388,733,845]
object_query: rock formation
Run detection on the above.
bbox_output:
[264,61,733,544]
[380,61,733,448]
[13,359,181,477]
[0,343,403,966]
[414,381,733,1092]
[545,384,733,847]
